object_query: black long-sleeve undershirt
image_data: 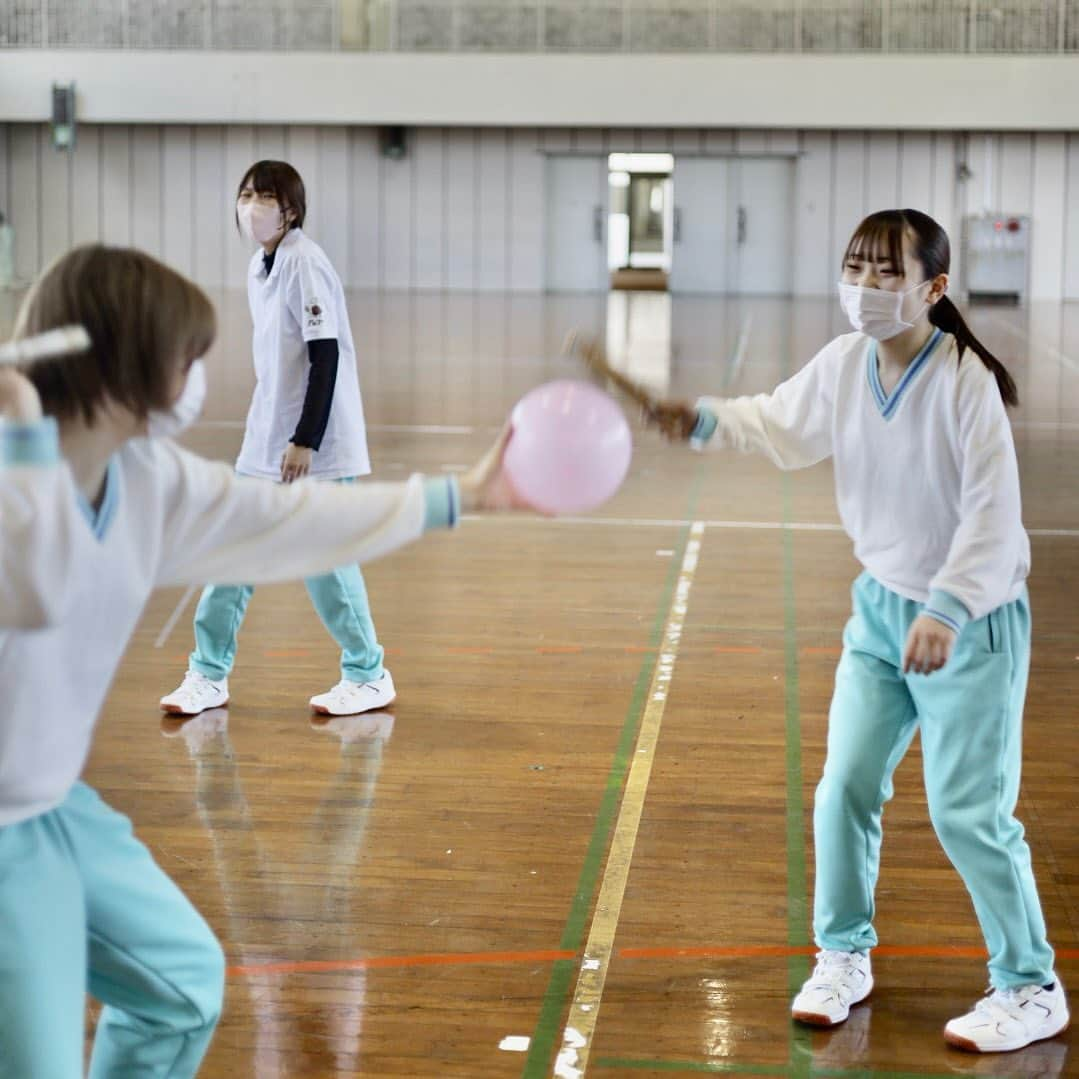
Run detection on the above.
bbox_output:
[263,249,339,452]
[292,338,339,450]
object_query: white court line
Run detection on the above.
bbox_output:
[462,514,1079,538]
[154,584,198,649]
[554,523,705,1079]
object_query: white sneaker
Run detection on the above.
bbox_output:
[792,950,873,1027]
[945,979,1069,1053]
[309,671,396,716]
[160,670,229,715]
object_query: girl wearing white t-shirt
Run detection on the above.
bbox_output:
[163,161,390,718]
[650,209,1066,1053]
[0,245,519,1075]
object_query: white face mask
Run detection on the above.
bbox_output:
[237,200,286,245]
[837,280,930,341]
[147,359,207,439]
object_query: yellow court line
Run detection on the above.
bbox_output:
[553,522,705,1079]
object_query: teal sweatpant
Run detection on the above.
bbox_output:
[0,783,224,1077]
[812,572,1054,989]
[189,479,384,685]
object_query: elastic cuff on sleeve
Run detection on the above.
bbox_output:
[922,589,971,634]
[423,476,459,531]
[0,417,60,467]
[689,406,719,448]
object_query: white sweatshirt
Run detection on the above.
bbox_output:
[693,330,1028,630]
[0,421,458,826]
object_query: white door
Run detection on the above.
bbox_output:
[545,156,608,292]
[669,158,731,294]
[669,157,795,295]
[730,158,794,296]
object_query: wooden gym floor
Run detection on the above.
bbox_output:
[2,290,1077,1078]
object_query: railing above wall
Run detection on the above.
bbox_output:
[2,0,1078,53]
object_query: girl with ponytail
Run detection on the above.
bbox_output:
[649,209,1065,1052]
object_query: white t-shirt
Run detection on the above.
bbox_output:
[696,330,1029,624]
[235,228,371,481]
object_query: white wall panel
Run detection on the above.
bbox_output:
[100,125,132,249]
[793,130,833,296]
[413,127,445,290]
[831,131,866,268]
[865,130,899,211]
[348,127,381,290]
[131,126,162,257]
[9,127,40,282]
[445,128,477,290]
[1000,132,1034,215]
[162,125,194,276]
[319,127,350,278]
[1030,133,1066,301]
[1064,136,1079,301]
[380,148,414,290]
[70,125,101,250]
[477,128,508,292]
[193,127,226,287]
[897,131,932,214]
[1,122,1074,300]
[508,128,544,293]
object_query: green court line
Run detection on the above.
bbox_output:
[782,475,813,1079]
[521,471,703,1078]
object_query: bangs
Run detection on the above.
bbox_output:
[240,161,287,200]
[843,211,908,275]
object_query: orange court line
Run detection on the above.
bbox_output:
[446,646,496,654]
[226,945,1079,978]
[538,646,584,654]
[263,649,312,658]
[714,645,766,655]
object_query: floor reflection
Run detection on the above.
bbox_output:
[161,708,394,1076]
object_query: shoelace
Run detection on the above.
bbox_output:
[974,986,1041,1025]
[184,673,218,701]
[807,952,862,998]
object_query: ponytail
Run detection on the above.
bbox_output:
[929,295,1019,408]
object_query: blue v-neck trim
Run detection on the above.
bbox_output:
[867,329,943,421]
[76,457,121,541]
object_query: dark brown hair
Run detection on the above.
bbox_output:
[13,245,216,424]
[844,209,1018,407]
[236,160,306,231]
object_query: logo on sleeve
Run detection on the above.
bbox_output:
[304,300,324,330]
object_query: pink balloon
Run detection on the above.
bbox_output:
[503,380,632,515]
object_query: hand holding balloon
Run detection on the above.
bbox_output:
[499,380,632,515]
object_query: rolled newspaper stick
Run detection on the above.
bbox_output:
[0,325,92,366]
